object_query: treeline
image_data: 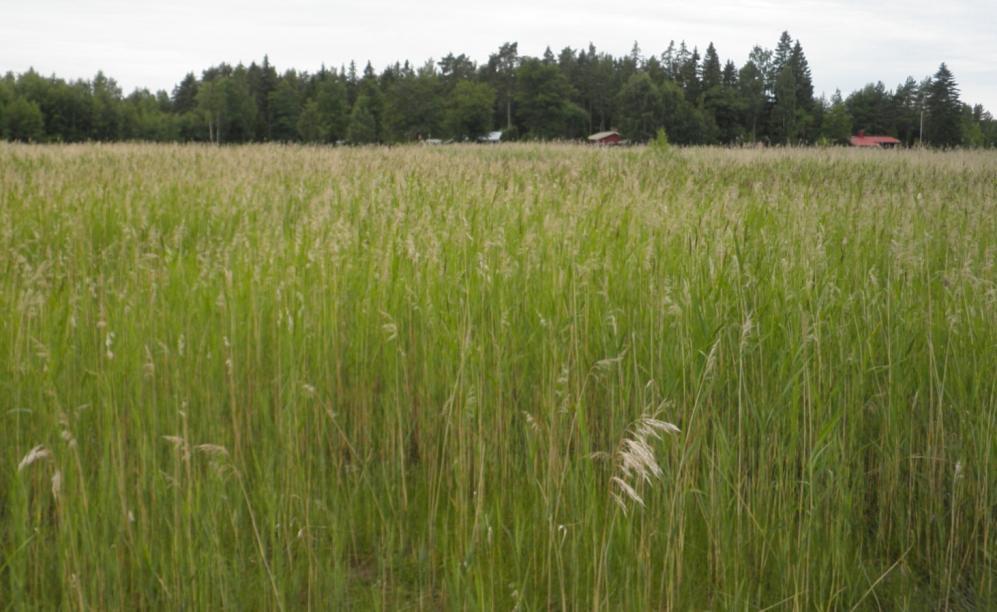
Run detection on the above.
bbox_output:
[2,32,995,147]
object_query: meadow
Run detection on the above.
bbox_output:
[1,142,995,610]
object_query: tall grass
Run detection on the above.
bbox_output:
[1,143,995,609]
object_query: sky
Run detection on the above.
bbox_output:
[2,0,995,112]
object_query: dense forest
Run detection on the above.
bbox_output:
[2,32,994,147]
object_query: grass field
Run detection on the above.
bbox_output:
[1,143,995,610]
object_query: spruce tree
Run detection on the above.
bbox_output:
[722,61,738,88]
[789,41,814,110]
[772,31,794,75]
[171,73,199,114]
[788,39,815,140]
[678,46,701,102]
[925,63,962,147]
[701,43,722,91]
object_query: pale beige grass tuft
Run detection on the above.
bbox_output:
[18,445,51,472]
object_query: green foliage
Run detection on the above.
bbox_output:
[383,62,443,142]
[268,78,301,142]
[514,58,584,139]
[1,38,993,148]
[659,79,708,144]
[438,53,477,91]
[444,80,495,140]
[312,77,349,142]
[616,72,662,142]
[847,82,896,135]
[487,42,519,131]
[122,89,179,141]
[195,72,258,144]
[737,65,766,141]
[91,72,123,141]
[172,73,199,114]
[2,96,44,141]
[649,127,671,153]
[296,100,324,143]
[347,95,378,143]
[196,79,225,143]
[704,83,745,144]
[821,91,853,144]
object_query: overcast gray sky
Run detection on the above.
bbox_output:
[2,0,995,111]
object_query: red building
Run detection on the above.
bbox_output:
[587,130,623,145]
[849,130,902,148]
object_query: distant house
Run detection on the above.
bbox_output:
[587,130,623,145]
[849,130,902,148]
[477,131,503,144]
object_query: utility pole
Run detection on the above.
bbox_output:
[919,108,924,147]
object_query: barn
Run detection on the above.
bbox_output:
[587,130,623,145]
[849,130,902,148]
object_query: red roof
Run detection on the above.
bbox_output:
[849,133,902,147]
